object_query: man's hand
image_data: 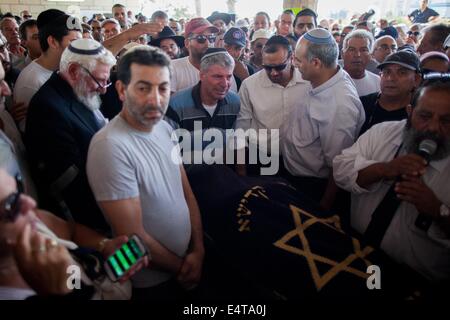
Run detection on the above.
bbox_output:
[176,249,204,290]
[13,223,74,296]
[233,60,250,80]
[384,154,427,179]
[10,101,27,123]
[102,235,149,284]
[127,22,163,39]
[395,174,441,218]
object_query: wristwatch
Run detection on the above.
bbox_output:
[440,204,450,218]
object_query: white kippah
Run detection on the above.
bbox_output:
[68,38,105,55]
[303,28,334,45]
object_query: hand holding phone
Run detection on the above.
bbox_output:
[104,234,149,282]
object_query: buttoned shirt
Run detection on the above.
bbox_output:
[281,67,365,178]
[333,120,450,281]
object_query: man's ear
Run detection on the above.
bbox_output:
[414,73,422,88]
[115,80,126,102]
[47,35,59,50]
[67,63,81,82]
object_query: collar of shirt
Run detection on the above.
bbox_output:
[192,81,227,111]
[310,66,344,96]
[260,68,308,88]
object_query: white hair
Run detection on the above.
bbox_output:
[343,29,374,52]
[60,45,116,74]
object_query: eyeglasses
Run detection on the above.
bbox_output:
[23,15,32,19]
[0,174,24,223]
[188,35,216,44]
[407,31,420,37]
[80,65,112,89]
[262,57,290,72]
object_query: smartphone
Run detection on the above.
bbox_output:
[104,234,149,282]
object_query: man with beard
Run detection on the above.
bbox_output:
[333,79,450,282]
[292,8,317,41]
[87,46,204,299]
[170,18,220,93]
[25,39,116,232]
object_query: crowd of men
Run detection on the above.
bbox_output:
[0,0,449,300]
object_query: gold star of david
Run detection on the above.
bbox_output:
[273,204,374,291]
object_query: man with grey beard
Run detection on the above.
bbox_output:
[25,39,116,232]
[333,79,450,283]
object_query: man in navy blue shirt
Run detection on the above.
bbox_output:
[408,0,439,24]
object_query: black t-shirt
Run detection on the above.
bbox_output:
[359,92,408,136]
[408,7,439,24]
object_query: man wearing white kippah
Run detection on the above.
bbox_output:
[25,39,116,232]
[281,28,365,210]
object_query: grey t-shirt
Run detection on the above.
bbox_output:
[87,116,191,288]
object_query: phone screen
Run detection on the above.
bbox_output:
[106,237,145,278]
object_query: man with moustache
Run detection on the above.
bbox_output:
[333,79,450,282]
[87,46,204,299]
[24,39,116,232]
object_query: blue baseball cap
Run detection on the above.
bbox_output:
[224,27,246,48]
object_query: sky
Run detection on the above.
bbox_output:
[146,0,383,21]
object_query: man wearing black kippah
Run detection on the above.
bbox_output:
[13,9,82,132]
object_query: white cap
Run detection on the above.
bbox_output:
[251,29,272,42]
[235,19,249,29]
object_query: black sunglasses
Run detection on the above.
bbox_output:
[188,35,216,44]
[407,31,420,37]
[0,174,24,223]
[262,57,290,72]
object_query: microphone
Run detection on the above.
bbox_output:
[414,139,437,230]
[416,139,437,164]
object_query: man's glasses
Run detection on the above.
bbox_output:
[80,65,112,89]
[188,35,216,44]
[407,31,420,37]
[0,174,24,223]
[23,15,32,19]
[262,57,290,72]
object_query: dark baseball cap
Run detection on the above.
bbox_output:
[378,50,420,72]
[224,27,246,47]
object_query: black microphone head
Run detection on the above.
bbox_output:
[418,139,437,161]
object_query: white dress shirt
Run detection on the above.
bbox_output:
[236,68,309,153]
[281,67,365,178]
[333,120,450,281]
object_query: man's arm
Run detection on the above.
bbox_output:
[176,165,204,288]
[98,197,183,274]
[102,23,163,56]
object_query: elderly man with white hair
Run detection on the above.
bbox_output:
[342,29,381,97]
[25,38,116,232]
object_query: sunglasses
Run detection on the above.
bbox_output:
[80,65,112,89]
[188,35,216,44]
[262,57,290,72]
[407,31,420,37]
[0,174,24,223]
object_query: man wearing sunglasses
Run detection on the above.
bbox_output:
[236,35,309,176]
[25,39,116,232]
[170,18,219,93]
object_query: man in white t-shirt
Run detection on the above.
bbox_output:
[13,9,82,132]
[171,18,229,93]
[87,46,204,300]
[342,29,381,97]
